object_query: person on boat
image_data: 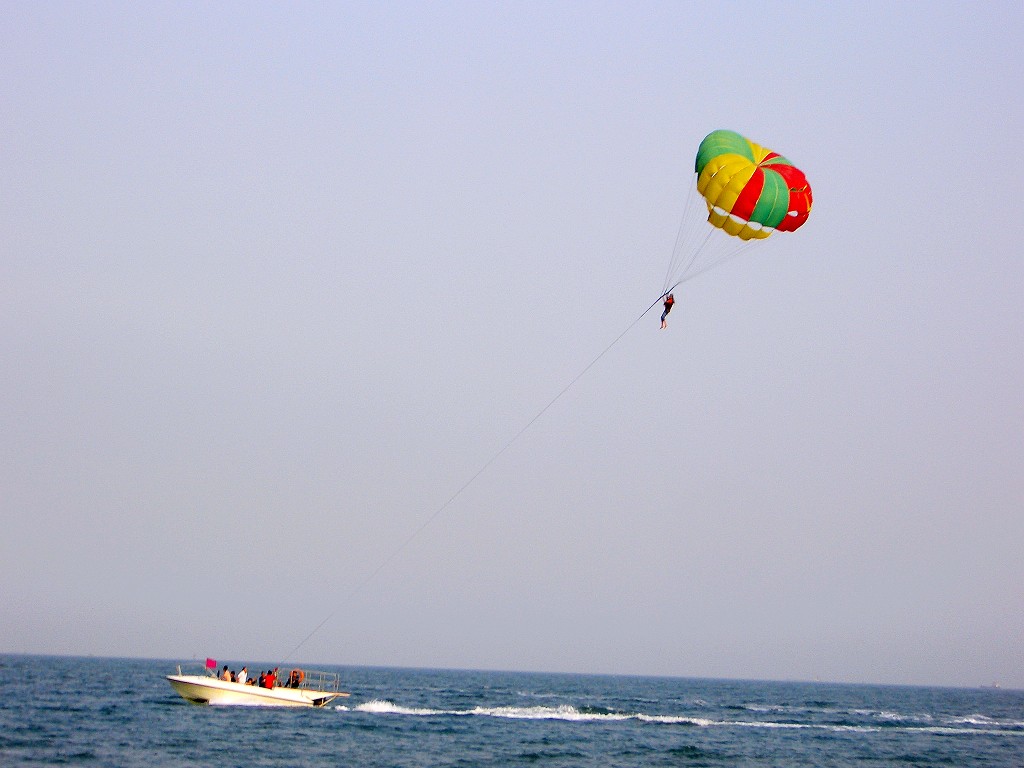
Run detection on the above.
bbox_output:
[258,670,266,687]
[220,665,231,681]
[265,668,277,689]
[660,293,675,329]
[237,666,248,685]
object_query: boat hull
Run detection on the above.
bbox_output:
[167,675,345,707]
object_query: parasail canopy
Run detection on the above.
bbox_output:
[695,129,812,241]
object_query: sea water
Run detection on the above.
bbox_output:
[1,655,1022,767]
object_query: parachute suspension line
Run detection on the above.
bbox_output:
[662,176,699,294]
[281,294,667,665]
[678,227,716,282]
[677,237,759,285]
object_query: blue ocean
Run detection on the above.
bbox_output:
[1,655,1021,767]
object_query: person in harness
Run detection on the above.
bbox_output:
[660,293,675,329]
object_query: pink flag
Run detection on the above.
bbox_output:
[205,658,217,669]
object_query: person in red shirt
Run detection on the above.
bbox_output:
[660,293,675,329]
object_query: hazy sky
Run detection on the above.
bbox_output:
[2,1,1022,688]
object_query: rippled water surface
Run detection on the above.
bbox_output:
[1,655,1022,766]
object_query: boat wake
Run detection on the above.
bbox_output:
[338,700,1024,736]
[346,700,723,727]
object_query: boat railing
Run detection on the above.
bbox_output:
[288,668,341,693]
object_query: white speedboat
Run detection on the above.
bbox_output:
[167,665,350,707]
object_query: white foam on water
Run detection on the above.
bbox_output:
[351,700,703,724]
[469,704,628,722]
[355,699,441,716]
[344,699,1024,737]
[636,713,713,726]
[951,713,996,726]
